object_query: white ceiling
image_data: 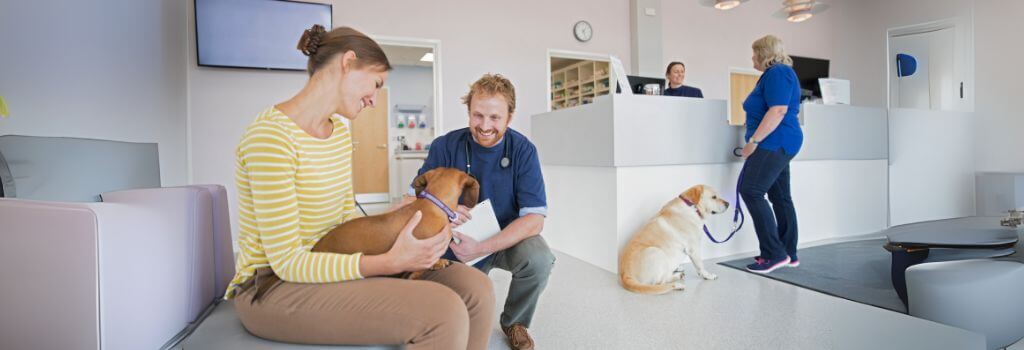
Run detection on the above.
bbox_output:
[381,45,433,68]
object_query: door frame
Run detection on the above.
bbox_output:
[885,18,973,111]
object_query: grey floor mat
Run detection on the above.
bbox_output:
[719,238,908,313]
[719,216,1024,314]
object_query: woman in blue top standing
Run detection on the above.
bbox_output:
[739,35,804,274]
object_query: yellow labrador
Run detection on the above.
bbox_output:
[619,185,730,295]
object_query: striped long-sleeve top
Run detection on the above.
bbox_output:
[224,107,359,299]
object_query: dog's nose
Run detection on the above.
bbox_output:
[723,201,730,209]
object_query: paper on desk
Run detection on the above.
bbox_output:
[452,199,502,266]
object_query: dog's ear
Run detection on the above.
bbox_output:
[681,185,704,205]
[411,171,431,195]
[460,174,480,208]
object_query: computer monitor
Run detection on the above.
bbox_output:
[790,55,830,100]
[616,75,667,94]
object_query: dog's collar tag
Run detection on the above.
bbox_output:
[418,190,459,222]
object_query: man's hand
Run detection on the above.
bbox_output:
[452,205,472,227]
[450,230,489,263]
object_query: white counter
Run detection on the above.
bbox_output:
[531,94,890,273]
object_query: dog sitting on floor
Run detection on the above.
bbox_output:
[252,167,479,302]
[619,185,729,295]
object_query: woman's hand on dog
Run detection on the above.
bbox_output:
[385,211,451,273]
[453,205,473,227]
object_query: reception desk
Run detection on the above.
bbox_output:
[531,94,890,273]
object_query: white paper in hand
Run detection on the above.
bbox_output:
[453,199,502,266]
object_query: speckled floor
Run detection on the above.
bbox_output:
[178,246,996,350]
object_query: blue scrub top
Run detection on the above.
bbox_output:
[415,128,548,267]
[742,64,804,155]
[664,84,703,98]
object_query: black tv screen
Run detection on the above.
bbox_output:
[195,0,332,71]
[790,55,830,99]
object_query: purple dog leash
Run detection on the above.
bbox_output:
[683,166,746,244]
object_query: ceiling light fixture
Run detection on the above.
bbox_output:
[714,0,741,10]
[783,0,816,22]
[419,52,434,62]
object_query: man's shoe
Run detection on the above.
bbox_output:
[745,256,791,274]
[503,323,535,350]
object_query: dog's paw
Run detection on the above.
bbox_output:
[430,259,452,270]
[671,271,684,281]
[672,281,686,290]
[405,271,425,280]
[699,271,718,280]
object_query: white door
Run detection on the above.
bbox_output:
[889,27,956,110]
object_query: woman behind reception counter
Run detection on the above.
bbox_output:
[663,61,703,98]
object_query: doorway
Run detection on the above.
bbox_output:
[351,38,441,210]
[887,19,972,112]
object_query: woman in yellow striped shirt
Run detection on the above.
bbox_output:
[227,25,495,350]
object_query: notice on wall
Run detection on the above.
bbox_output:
[819,78,851,105]
[610,56,632,95]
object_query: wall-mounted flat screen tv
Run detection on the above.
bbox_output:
[195,0,332,71]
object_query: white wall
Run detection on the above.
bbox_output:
[386,65,435,129]
[187,0,633,243]
[974,0,1024,172]
[0,0,189,186]
[660,0,837,102]
[888,109,976,225]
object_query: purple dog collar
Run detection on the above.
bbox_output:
[680,196,704,219]
[417,190,459,222]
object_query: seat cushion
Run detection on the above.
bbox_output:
[177,302,398,350]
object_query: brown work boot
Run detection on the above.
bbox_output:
[503,323,535,350]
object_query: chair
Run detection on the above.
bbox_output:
[0,135,233,350]
[906,259,1024,350]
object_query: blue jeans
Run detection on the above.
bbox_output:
[740,147,798,261]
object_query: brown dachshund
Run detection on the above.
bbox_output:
[251,167,480,302]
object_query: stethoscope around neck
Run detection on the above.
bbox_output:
[464,132,511,177]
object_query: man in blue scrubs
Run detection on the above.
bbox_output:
[404,74,552,350]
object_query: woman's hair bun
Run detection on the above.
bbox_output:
[297,24,327,57]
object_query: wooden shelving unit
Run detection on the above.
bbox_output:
[551,60,611,110]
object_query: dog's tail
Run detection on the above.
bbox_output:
[619,273,676,295]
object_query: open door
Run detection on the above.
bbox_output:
[351,88,390,201]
